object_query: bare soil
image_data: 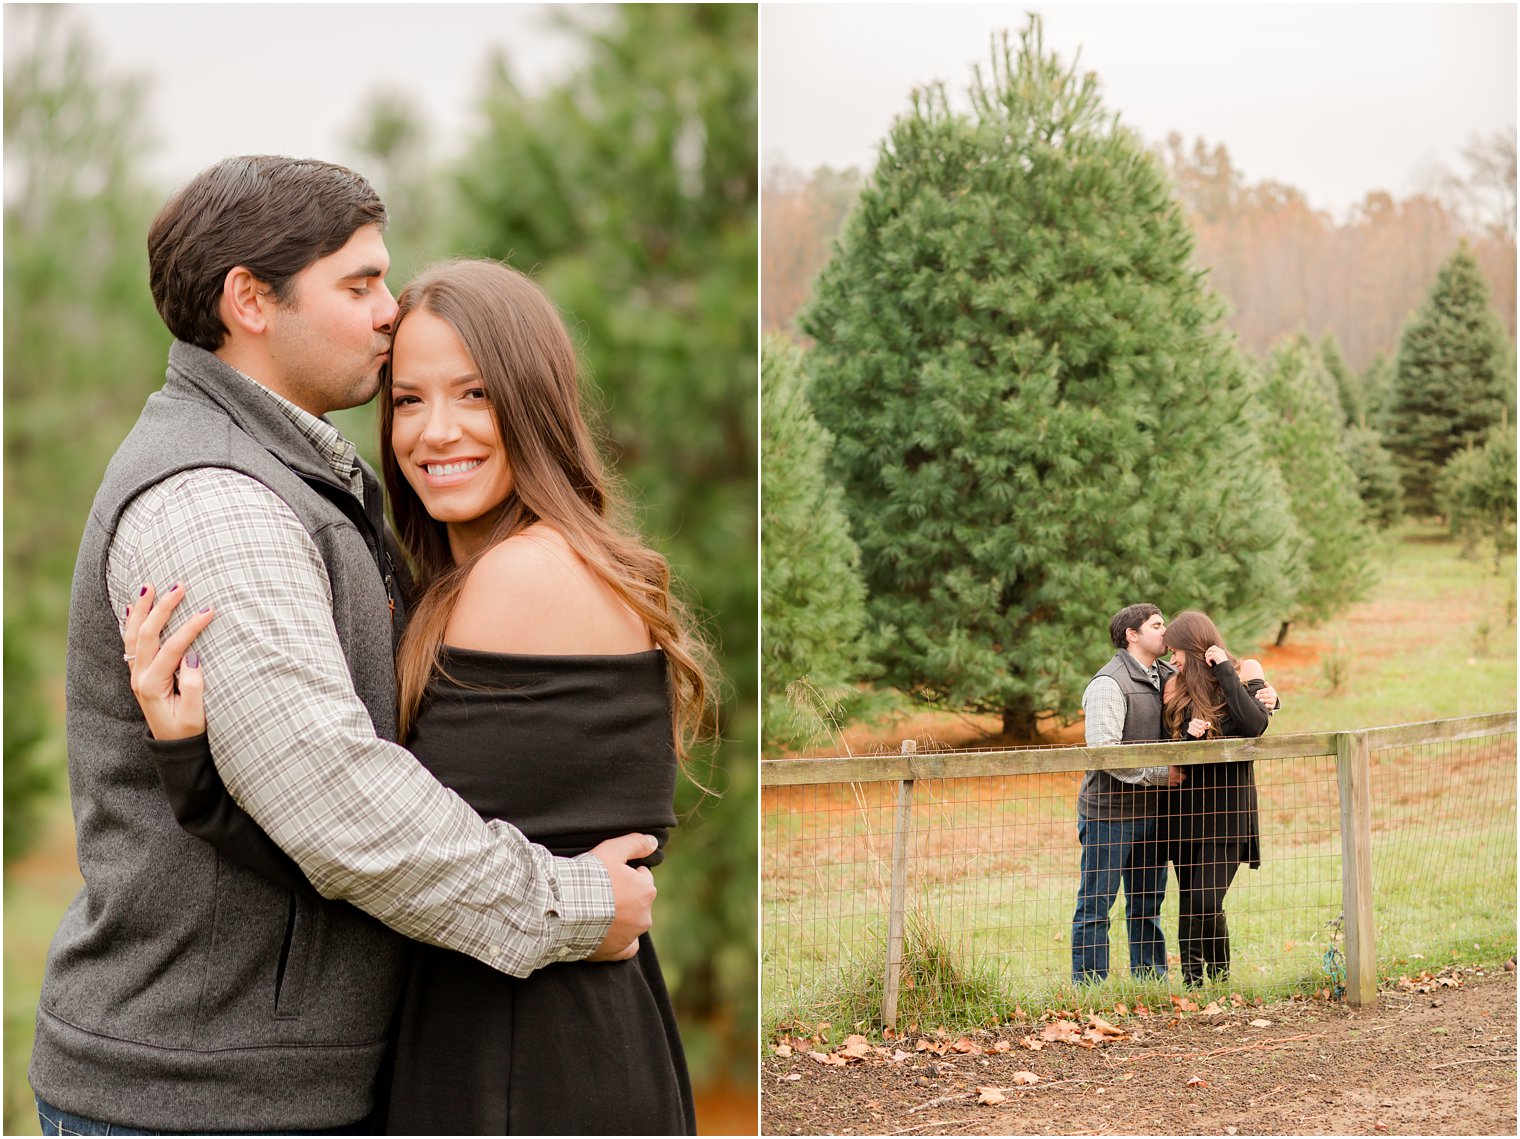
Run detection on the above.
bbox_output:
[762,965,1516,1136]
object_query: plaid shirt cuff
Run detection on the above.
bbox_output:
[551,853,617,960]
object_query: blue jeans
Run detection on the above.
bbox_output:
[1070,812,1168,983]
[35,1097,368,1136]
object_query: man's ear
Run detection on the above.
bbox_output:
[220,266,272,337]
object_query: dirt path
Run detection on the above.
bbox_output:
[762,965,1516,1136]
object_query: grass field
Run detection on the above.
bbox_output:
[762,525,1517,1035]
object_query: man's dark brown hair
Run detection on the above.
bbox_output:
[147,155,386,350]
[1109,602,1162,650]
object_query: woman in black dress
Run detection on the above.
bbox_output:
[1160,609,1271,988]
[122,259,716,1134]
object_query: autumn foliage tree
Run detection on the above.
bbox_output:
[801,18,1301,737]
[1386,244,1513,516]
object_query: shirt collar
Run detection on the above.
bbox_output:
[230,369,364,502]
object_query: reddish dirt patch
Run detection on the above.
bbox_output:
[763,966,1516,1136]
[801,637,1327,759]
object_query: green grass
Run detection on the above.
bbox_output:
[763,527,1518,1035]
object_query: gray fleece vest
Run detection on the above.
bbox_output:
[1077,651,1174,820]
[30,342,409,1132]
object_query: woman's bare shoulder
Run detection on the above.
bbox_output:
[447,525,651,655]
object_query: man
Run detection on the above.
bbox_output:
[1070,603,1274,984]
[30,156,656,1136]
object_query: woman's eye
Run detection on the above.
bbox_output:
[391,394,419,408]
[464,388,489,401]
[351,287,370,297]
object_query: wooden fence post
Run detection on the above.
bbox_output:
[882,739,916,1031]
[1336,729,1377,1005]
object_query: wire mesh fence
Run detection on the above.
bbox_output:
[761,713,1516,1032]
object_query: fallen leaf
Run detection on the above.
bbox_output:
[774,1043,793,1057]
[1249,1019,1272,1028]
[1011,1071,1040,1085]
[1133,1002,1150,1016]
[809,1051,847,1067]
[1186,1075,1209,1088]
[952,1038,984,1055]
[1374,1125,1388,1133]
[1230,992,1245,1007]
[1019,1036,1045,1051]
[1283,940,1295,952]
[1116,1073,1135,1082]
[976,1087,1007,1105]
[1039,1020,1084,1044]
[1202,1001,1223,1016]
[839,1035,872,1059]
[1171,994,1199,1012]
[1087,1014,1127,1037]
[782,1072,800,1081]
[883,1026,897,1041]
[888,1049,914,1064]
[1114,1002,1128,1016]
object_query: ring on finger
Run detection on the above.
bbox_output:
[123,653,137,663]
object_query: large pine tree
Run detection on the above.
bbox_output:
[760,337,871,749]
[800,18,1301,737]
[1387,244,1512,515]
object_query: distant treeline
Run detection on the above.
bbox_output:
[762,129,1517,371]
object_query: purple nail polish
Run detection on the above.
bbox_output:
[139,585,149,597]
[124,605,132,619]
[199,605,211,614]
[171,582,182,592]
[185,651,200,669]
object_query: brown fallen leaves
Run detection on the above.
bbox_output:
[1396,969,1464,994]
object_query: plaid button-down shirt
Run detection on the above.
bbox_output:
[106,372,614,976]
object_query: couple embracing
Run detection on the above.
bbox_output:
[30,156,714,1135]
[1072,603,1279,989]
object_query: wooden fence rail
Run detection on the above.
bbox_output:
[761,712,1516,1025]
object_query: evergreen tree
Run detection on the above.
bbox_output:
[1387,244,1512,515]
[1318,332,1358,428]
[1360,352,1397,432]
[801,18,1301,736]
[1259,338,1378,640]
[760,337,870,750]
[1436,420,1517,569]
[448,5,756,1082]
[1342,426,1405,529]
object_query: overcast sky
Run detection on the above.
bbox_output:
[5,4,601,192]
[761,4,1517,219]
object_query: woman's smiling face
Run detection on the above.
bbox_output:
[389,308,514,562]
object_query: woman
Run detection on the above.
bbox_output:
[123,258,715,1134]
[1160,609,1271,989]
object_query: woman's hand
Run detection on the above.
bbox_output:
[123,582,214,741]
[1167,764,1187,787]
[1186,717,1212,739]
[1204,644,1229,667]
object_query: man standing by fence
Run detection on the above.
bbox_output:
[1070,603,1178,984]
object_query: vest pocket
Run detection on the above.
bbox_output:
[274,891,317,1019]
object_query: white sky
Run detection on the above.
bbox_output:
[761,3,1518,219]
[4,3,601,191]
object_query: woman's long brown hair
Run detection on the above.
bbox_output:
[378,258,717,761]
[1161,609,1234,740]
